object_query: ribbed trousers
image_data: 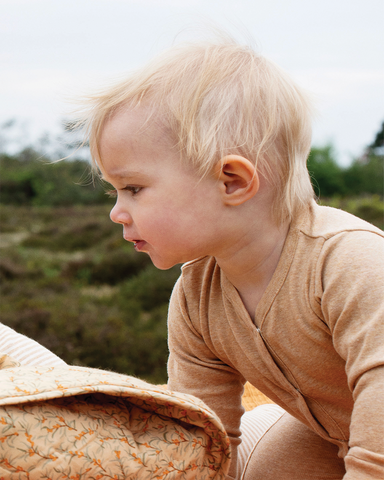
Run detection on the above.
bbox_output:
[238,407,345,480]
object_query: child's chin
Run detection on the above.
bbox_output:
[150,256,181,271]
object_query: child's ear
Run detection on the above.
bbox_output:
[214,155,259,206]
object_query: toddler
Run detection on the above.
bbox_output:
[77,37,384,479]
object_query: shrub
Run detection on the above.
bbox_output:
[118,266,181,312]
[322,195,384,230]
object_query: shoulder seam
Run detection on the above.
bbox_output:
[300,227,384,241]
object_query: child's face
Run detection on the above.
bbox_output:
[99,108,226,270]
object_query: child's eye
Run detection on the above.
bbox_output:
[104,186,142,198]
[123,185,142,195]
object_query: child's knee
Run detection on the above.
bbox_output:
[241,412,345,480]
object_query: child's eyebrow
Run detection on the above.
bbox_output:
[100,170,147,182]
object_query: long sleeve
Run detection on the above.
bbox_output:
[167,205,384,479]
[318,230,384,479]
[167,277,245,480]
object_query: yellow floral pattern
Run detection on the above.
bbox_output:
[0,355,230,479]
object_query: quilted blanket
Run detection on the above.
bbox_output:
[0,354,230,479]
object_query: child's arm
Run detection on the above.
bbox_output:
[319,230,384,479]
[167,277,245,480]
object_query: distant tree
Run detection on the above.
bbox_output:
[307,123,384,198]
[344,154,383,196]
[369,121,384,151]
[343,122,383,196]
[0,149,109,206]
[307,145,346,197]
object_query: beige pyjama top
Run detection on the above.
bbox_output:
[167,201,384,480]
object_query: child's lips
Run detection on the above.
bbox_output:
[133,240,146,251]
[124,235,146,251]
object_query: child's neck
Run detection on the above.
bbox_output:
[215,215,290,321]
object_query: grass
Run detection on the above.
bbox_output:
[0,204,179,383]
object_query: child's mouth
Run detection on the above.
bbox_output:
[123,234,146,251]
[133,240,146,251]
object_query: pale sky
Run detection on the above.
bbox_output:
[1,0,383,165]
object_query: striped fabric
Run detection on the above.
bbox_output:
[237,404,285,479]
[0,323,66,367]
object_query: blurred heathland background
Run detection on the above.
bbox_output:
[1,0,383,382]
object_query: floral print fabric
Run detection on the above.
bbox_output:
[0,355,230,479]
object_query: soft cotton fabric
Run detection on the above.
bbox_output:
[0,322,66,367]
[167,201,384,480]
[241,412,347,480]
[237,404,285,478]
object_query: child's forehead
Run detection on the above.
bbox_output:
[101,105,171,150]
[98,105,195,179]
[97,106,175,171]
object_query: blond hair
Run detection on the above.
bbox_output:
[75,36,314,223]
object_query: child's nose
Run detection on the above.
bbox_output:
[110,202,132,225]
